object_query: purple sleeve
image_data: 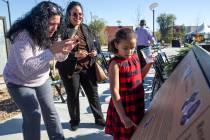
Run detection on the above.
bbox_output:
[12,34,53,78]
[147,30,154,41]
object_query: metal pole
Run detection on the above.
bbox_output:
[172,20,174,39]
[153,9,155,37]
[2,0,12,27]
[149,3,158,37]
[6,0,11,27]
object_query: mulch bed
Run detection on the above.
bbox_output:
[0,89,20,121]
[0,86,65,122]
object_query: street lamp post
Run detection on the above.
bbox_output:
[152,9,155,36]
[149,2,159,37]
[1,0,12,27]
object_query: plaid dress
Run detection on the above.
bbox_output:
[105,54,145,140]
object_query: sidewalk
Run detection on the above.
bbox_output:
[0,76,6,91]
[0,47,181,140]
[0,83,112,140]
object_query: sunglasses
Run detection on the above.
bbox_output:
[71,12,83,18]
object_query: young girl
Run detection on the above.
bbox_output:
[105,28,153,140]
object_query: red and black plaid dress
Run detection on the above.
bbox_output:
[105,54,145,140]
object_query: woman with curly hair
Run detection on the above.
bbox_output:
[3,1,78,140]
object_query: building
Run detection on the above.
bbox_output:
[174,24,210,34]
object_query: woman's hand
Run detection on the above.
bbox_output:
[62,35,80,54]
[50,36,79,55]
[75,50,88,60]
[88,50,97,57]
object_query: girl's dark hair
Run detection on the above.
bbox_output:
[108,28,136,54]
[65,1,83,28]
[6,1,63,49]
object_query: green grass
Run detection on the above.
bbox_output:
[164,44,193,75]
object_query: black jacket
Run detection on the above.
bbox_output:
[56,23,100,76]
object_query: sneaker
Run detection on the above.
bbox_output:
[69,121,79,131]
[70,123,79,131]
[95,119,106,127]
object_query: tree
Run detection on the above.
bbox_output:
[116,20,122,26]
[134,6,142,29]
[89,16,107,45]
[155,31,161,41]
[174,24,186,43]
[157,13,176,43]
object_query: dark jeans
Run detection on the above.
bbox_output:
[6,79,64,140]
[59,67,104,125]
[136,45,148,69]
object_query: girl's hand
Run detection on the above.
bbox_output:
[121,115,137,129]
[88,50,97,57]
[145,53,156,64]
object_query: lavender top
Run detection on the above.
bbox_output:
[3,30,67,87]
[135,27,155,46]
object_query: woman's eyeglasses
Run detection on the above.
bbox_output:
[71,12,83,18]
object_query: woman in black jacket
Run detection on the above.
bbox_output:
[56,1,105,131]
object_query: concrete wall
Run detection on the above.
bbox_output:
[0,17,8,75]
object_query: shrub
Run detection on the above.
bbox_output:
[164,44,193,75]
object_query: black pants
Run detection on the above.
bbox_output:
[136,45,148,69]
[58,66,104,124]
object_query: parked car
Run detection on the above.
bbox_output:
[101,51,113,61]
[97,51,113,72]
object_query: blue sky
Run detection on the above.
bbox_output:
[1,0,210,31]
